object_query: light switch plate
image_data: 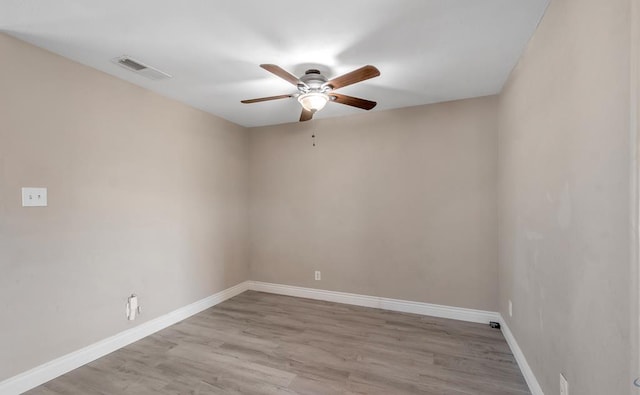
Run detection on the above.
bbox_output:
[22,187,47,207]
[560,373,569,395]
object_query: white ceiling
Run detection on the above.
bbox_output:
[0,0,548,127]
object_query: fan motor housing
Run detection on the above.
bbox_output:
[299,69,328,91]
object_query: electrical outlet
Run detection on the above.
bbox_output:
[314,271,321,281]
[560,373,569,395]
[126,294,140,321]
[508,300,513,317]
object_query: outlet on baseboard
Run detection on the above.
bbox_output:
[508,299,513,317]
[560,373,569,395]
[314,271,321,281]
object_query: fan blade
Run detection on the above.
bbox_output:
[326,65,380,90]
[260,64,301,86]
[300,108,314,122]
[241,94,292,104]
[330,93,377,110]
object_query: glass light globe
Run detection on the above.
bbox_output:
[298,92,329,112]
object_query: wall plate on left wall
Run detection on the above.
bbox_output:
[22,187,47,207]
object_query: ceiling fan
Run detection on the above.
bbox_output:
[241,64,380,122]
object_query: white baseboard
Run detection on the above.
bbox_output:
[499,316,544,395]
[0,281,250,395]
[247,281,500,324]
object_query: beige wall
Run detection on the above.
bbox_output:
[249,97,499,311]
[498,0,634,394]
[634,0,640,383]
[0,33,250,380]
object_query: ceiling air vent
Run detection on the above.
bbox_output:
[111,55,172,80]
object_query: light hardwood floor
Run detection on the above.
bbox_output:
[27,291,529,394]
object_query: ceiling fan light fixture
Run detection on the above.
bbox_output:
[242,64,380,122]
[297,92,329,112]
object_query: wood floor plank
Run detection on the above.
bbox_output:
[26,291,529,394]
